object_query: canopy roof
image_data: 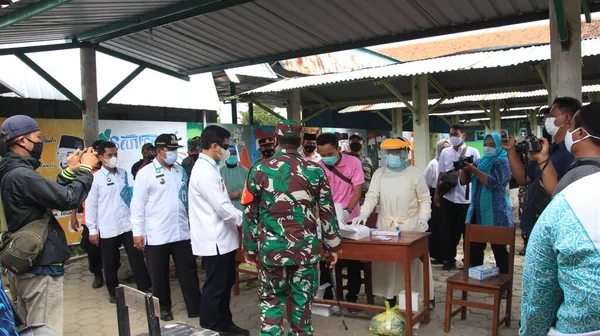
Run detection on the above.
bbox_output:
[2,0,599,78]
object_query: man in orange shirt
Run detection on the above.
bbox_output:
[70,140,104,288]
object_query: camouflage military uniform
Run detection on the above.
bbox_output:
[242,121,341,336]
[182,136,201,177]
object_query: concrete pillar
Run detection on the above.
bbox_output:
[248,102,254,125]
[391,108,403,137]
[286,89,301,121]
[529,109,540,137]
[489,101,501,133]
[81,48,98,147]
[451,115,460,126]
[549,0,582,101]
[412,74,429,169]
[230,82,237,124]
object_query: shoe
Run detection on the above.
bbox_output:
[432,259,444,265]
[347,307,362,314]
[92,274,104,289]
[160,310,174,322]
[519,249,526,256]
[429,299,436,311]
[218,324,249,336]
[501,291,508,299]
[109,296,117,304]
[187,312,199,319]
[442,263,456,271]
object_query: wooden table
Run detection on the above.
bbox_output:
[314,232,430,336]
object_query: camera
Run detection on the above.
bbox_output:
[453,156,474,170]
[516,136,542,153]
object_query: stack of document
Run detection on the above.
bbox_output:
[339,224,371,240]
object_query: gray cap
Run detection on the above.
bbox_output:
[1,115,40,141]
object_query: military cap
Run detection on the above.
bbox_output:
[275,120,302,138]
[381,137,411,150]
[155,133,183,149]
[258,137,274,146]
[187,136,201,150]
[580,102,600,135]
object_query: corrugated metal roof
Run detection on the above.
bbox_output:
[339,85,600,113]
[278,48,399,75]
[243,38,600,95]
[3,0,600,75]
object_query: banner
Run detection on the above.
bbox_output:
[250,126,275,163]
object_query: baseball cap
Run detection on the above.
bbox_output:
[275,120,302,138]
[1,115,40,141]
[579,102,600,135]
[154,134,183,149]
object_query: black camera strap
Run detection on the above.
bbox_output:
[459,147,470,201]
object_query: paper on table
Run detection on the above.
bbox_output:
[339,224,371,240]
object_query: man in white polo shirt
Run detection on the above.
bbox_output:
[85,141,151,304]
[435,124,480,271]
[189,125,248,336]
[131,134,201,321]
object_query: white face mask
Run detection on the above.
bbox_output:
[449,136,463,147]
[544,115,567,137]
[565,127,600,153]
[104,157,117,169]
[216,146,231,162]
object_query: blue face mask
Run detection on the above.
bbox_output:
[322,155,338,166]
[164,151,178,165]
[483,147,497,158]
[386,153,410,172]
[225,155,238,165]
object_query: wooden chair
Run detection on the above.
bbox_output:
[334,212,378,304]
[444,224,516,336]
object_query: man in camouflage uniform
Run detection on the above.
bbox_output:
[242,120,342,336]
[181,136,201,177]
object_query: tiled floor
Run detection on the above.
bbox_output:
[55,236,524,336]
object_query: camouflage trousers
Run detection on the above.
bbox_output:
[258,263,318,336]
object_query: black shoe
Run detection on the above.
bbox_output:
[501,291,508,299]
[219,324,249,336]
[92,274,104,289]
[429,299,435,311]
[442,263,456,271]
[160,310,173,322]
[187,312,199,319]
[109,296,117,304]
[432,259,444,265]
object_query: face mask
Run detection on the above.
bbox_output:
[21,137,44,160]
[349,142,362,152]
[449,136,463,147]
[544,115,567,137]
[261,149,275,158]
[304,145,316,153]
[164,151,178,165]
[225,155,238,166]
[483,147,497,157]
[104,157,118,169]
[565,128,600,153]
[216,146,230,162]
[322,156,338,166]
[190,153,199,161]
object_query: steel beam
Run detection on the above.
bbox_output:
[301,106,330,123]
[375,110,393,126]
[15,53,82,109]
[75,0,252,43]
[534,63,550,91]
[251,100,284,120]
[93,45,190,82]
[439,116,452,126]
[302,89,333,107]
[428,76,451,98]
[377,80,417,115]
[0,42,84,56]
[99,65,145,106]
[0,0,71,29]
[428,96,448,113]
[583,0,592,23]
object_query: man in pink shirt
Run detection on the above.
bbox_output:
[316,133,364,311]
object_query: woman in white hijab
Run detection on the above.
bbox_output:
[424,139,450,264]
[353,137,434,308]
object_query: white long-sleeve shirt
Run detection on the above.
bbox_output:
[424,158,439,189]
[130,159,190,245]
[85,166,132,238]
[438,144,480,204]
[189,153,242,257]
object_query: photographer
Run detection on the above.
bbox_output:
[435,124,480,271]
[501,97,580,253]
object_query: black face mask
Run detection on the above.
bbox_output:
[349,142,362,152]
[304,145,316,153]
[261,149,275,158]
[20,137,44,160]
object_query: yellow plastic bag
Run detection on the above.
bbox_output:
[368,301,406,336]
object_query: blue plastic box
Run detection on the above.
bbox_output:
[468,264,500,280]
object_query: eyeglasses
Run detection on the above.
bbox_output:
[217,143,229,150]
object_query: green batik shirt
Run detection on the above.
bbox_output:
[241,148,342,267]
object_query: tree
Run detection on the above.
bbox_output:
[240,104,282,126]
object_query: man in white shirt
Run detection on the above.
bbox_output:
[189,126,248,336]
[86,141,152,303]
[131,134,201,322]
[435,124,480,270]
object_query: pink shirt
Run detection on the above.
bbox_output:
[319,154,365,223]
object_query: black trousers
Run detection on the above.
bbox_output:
[100,231,152,297]
[441,197,470,266]
[428,188,443,261]
[145,240,201,314]
[80,225,103,276]
[469,243,509,274]
[200,249,236,331]
[319,260,361,302]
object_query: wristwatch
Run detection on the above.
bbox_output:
[344,208,353,213]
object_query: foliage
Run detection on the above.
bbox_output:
[240,104,282,126]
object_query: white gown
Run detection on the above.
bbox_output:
[360,166,433,300]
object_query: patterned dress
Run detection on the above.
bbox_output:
[520,172,600,336]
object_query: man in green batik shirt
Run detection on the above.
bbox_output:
[241,120,342,336]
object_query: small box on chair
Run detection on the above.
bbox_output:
[468,264,500,280]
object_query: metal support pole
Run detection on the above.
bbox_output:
[230,82,237,124]
[286,89,302,121]
[81,48,99,147]
[490,100,502,133]
[451,115,460,125]
[534,63,550,91]
[528,109,540,136]
[248,103,254,125]
[391,108,403,137]
[375,110,393,126]
[411,74,430,168]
